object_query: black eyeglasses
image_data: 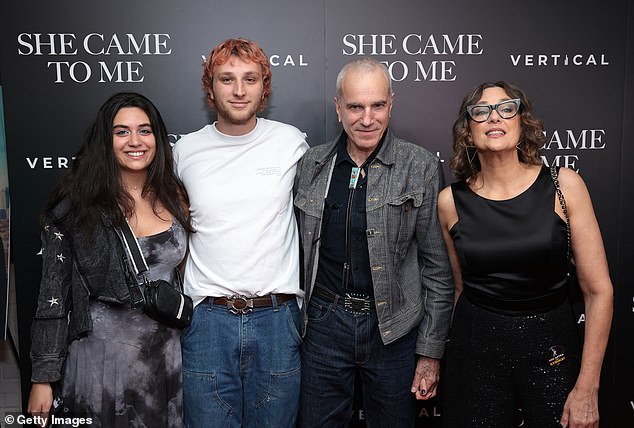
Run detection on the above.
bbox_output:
[466,99,521,123]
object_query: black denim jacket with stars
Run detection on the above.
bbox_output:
[30,200,137,383]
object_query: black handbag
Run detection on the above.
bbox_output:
[118,220,193,329]
[549,165,585,334]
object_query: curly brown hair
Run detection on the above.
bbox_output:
[202,38,272,111]
[450,81,544,181]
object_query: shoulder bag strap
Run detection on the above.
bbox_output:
[117,219,185,294]
[116,219,148,307]
[118,218,149,275]
[549,164,571,263]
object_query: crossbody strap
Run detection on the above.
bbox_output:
[116,219,148,307]
[117,219,185,295]
[549,165,572,263]
[119,218,149,275]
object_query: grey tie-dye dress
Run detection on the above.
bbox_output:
[58,220,186,427]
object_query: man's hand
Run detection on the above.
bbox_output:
[410,356,440,400]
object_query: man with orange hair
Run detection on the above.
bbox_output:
[173,38,308,427]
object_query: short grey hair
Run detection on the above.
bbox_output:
[335,57,393,99]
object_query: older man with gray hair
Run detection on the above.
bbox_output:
[294,57,454,426]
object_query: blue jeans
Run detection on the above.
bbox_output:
[181,296,302,427]
[299,295,417,428]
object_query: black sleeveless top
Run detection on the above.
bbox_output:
[450,165,569,314]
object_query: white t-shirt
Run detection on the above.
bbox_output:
[173,118,308,306]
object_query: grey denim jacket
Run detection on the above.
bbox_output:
[30,201,137,383]
[294,129,454,358]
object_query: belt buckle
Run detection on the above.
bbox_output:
[227,295,253,314]
[344,293,371,313]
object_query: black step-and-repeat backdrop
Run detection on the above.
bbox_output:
[1,0,632,425]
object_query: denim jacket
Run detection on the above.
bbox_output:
[30,200,137,383]
[294,129,454,358]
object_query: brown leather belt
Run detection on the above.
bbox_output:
[209,294,295,314]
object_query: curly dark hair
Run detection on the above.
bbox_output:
[450,81,544,181]
[44,92,193,235]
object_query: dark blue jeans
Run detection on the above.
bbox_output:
[300,294,417,428]
[181,297,302,427]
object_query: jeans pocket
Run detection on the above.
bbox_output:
[180,301,205,343]
[284,301,303,346]
[182,371,237,424]
[253,367,301,425]
[306,299,333,323]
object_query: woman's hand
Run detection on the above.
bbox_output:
[27,383,53,427]
[560,386,599,428]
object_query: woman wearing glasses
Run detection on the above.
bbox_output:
[438,81,612,427]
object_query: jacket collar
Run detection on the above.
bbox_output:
[373,128,396,166]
